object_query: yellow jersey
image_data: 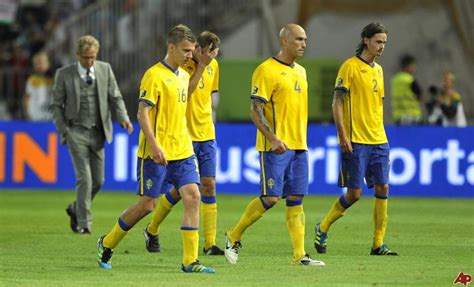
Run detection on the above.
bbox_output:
[335,56,388,144]
[183,58,219,141]
[251,57,308,151]
[137,61,194,160]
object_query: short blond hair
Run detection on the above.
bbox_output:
[76,35,100,54]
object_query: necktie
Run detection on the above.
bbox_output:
[86,69,93,85]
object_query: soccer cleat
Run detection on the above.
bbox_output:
[181,261,215,273]
[293,253,326,266]
[370,244,399,256]
[314,223,328,254]
[97,236,113,269]
[224,232,241,264]
[203,245,225,255]
[143,225,160,253]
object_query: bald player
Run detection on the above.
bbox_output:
[223,24,325,267]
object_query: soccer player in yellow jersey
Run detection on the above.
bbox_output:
[314,22,398,256]
[143,31,225,256]
[97,25,215,273]
[224,24,324,266]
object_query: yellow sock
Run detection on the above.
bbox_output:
[148,193,176,236]
[103,218,129,249]
[229,197,267,242]
[286,201,306,261]
[320,196,349,232]
[201,196,217,249]
[373,197,388,249]
[181,228,199,266]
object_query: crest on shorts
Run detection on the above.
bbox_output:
[336,78,343,87]
[146,178,153,190]
[267,178,275,189]
[140,89,147,98]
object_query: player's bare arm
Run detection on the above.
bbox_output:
[188,45,219,96]
[137,101,167,165]
[250,98,288,154]
[332,89,352,153]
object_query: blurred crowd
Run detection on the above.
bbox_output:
[0,1,467,127]
[0,0,96,120]
[391,54,466,127]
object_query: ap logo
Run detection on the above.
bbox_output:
[454,272,472,286]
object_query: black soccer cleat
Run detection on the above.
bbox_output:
[143,225,160,253]
[203,245,225,255]
[370,244,398,256]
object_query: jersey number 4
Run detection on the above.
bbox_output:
[294,81,301,93]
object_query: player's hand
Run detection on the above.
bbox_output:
[120,121,133,135]
[150,143,167,166]
[339,136,353,153]
[195,44,219,67]
[271,137,288,154]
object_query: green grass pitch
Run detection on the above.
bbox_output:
[0,190,472,286]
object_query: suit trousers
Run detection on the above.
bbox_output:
[66,125,105,230]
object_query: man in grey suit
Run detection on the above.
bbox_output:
[51,35,133,234]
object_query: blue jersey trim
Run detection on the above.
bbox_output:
[356,56,375,68]
[272,56,295,68]
[251,95,268,104]
[334,87,348,92]
[160,60,179,75]
[138,98,154,106]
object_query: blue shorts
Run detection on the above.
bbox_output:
[193,140,217,177]
[136,155,200,198]
[338,143,390,189]
[259,150,308,197]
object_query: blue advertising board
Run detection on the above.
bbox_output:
[0,121,472,197]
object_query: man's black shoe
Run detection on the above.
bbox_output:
[65,205,78,233]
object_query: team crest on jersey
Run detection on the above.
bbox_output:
[207,66,213,76]
[361,70,367,73]
[252,85,259,95]
[140,89,147,98]
[146,179,153,190]
[267,178,275,189]
[336,78,343,86]
[378,69,382,78]
[166,78,173,83]
[280,72,287,76]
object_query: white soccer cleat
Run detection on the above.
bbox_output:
[294,253,325,266]
[224,232,241,264]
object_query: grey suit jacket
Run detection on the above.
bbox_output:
[51,61,130,143]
